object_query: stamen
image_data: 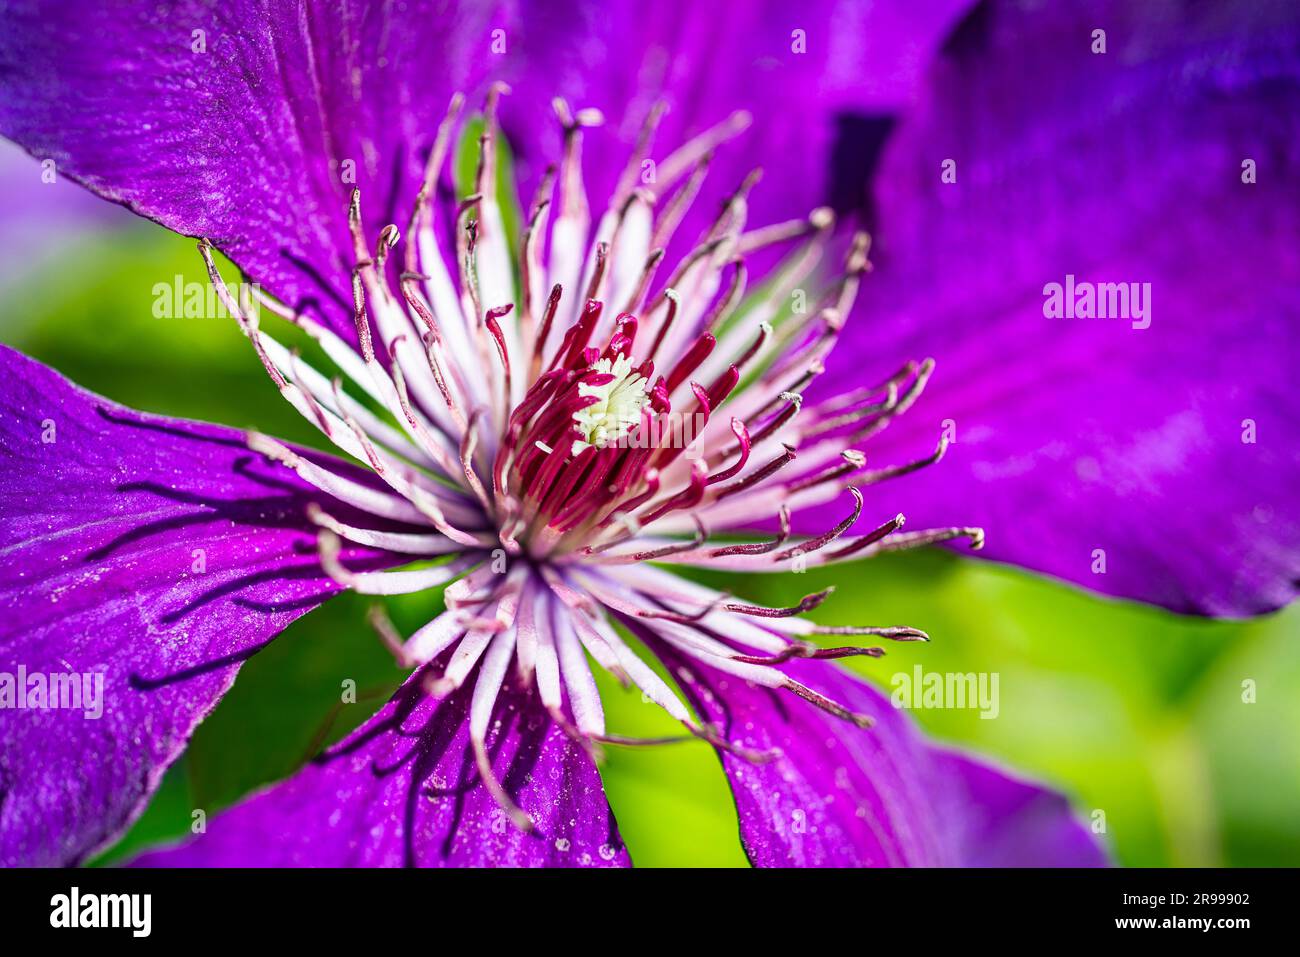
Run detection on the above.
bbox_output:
[699,257,747,333]
[655,110,751,191]
[427,627,495,698]
[459,408,493,511]
[519,168,555,348]
[855,435,949,485]
[857,526,987,555]
[849,358,936,443]
[738,207,834,254]
[307,502,459,555]
[704,168,762,244]
[723,588,833,619]
[246,431,427,524]
[687,721,779,764]
[784,679,874,729]
[614,98,668,201]
[650,154,710,251]
[333,405,488,546]
[705,418,752,485]
[731,321,772,376]
[786,449,867,494]
[707,505,791,557]
[403,612,467,667]
[469,623,533,832]
[664,333,716,394]
[621,517,708,562]
[483,303,515,413]
[645,287,681,362]
[530,283,564,380]
[742,391,802,449]
[472,737,533,833]
[581,241,610,314]
[809,625,930,641]
[318,530,474,595]
[406,92,465,261]
[731,644,885,665]
[771,487,863,562]
[375,223,399,271]
[366,603,414,668]
[713,444,797,500]
[619,247,666,315]
[552,603,607,736]
[382,344,466,479]
[824,512,907,560]
[594,732,696,747]
[198,238,284,388]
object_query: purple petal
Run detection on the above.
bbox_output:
[0,0,500,341]
[132,670,630,867]
[816,0,1300,616]
[927,749,1109,868]
[671,656,1105,867]
[502,0,972,229]
[0,347,383,865]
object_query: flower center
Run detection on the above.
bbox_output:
[572,354,650,453]
[220,86,984,833]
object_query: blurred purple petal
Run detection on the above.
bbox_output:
[0,141,135,299]
[0,347,383,865]
[133,669,630,867]
[816,0,1300,616]
[929,749,1109,867]
[502,0,972,235]
[673,657,1105,866]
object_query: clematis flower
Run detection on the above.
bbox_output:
[0,0,1295,869]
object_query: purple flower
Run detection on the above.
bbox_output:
[0,0,1295,868]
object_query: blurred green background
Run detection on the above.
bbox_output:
[3,159,1297,868]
